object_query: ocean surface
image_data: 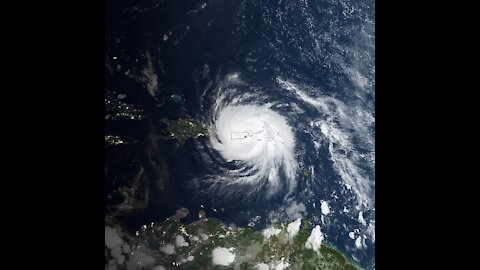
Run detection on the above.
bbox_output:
[105,0,375,268]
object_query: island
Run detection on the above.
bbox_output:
[160,118,208,145]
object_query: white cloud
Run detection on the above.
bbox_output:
[358,211,367,226]
[262,227,282,240]
[175,235,189,247]
[355,236,363,249]
[287,219,302,239]
[285,201,306,220]
[159,243,175,255]
[141,51,159,97]
[305,225,324,253]
[320,200,330,215]
[122,244,131,253]
[277,78,375,211]
[256,263,269,270]
[273,259,291,270]
[368,220,375,243]
[111,246,122,258]
[117,255,125,265]
[191,236,200,242]
[105,226,123,250]
[208,103,298,197]
[212,247,235,266]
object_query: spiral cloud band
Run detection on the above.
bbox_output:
[210,104,297,195]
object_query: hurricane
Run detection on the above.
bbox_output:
[190,68,375,266]
[191,73,298,199]
[105,0,376,268]
[191,68,375,210]
[211,103,297,191]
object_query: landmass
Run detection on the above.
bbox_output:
[105,208,361,270]
[160,118,208,145]
[105,90,147,121]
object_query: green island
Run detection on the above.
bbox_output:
[160,118,208,145]
[126,208,361,270]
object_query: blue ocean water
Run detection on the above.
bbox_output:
[106,0,375,268]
